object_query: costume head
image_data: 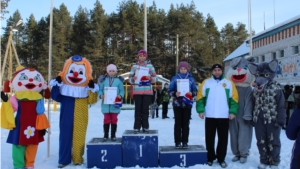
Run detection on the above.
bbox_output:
[178,61,190,71]
[248,59,278,92]
[58,55,93,87]
[10,66,48,92]
[226,57,255,87]
[137,48,148,59]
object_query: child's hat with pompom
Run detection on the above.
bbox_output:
[137,48,147,58]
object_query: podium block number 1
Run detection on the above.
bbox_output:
[180,154,186,167]
[139,145,143,157]
[101,150,107,162]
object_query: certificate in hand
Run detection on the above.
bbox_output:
[104,87,117,104]
[177,79,190,96]
[135,67,149,84]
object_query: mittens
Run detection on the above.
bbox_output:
[1,91,8,102]
[88,80,95,88]
[56,76,62,84]
[41,129,47,136]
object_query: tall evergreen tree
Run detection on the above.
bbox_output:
[88,0,107,78]
[52,3,72,76]
[70,6,91,56]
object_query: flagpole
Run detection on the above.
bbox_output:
[144,0,147,51]
[47,0,54,158]
[248,0,252,56]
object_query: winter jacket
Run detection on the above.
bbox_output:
[168,72,197,108]
[161,88,170,103]
[128,60,157,95]
[286,108,300,169]
[196,75,239,118]
[99,75,125,114]
[152,89,161,105]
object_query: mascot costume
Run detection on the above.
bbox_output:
[50,55,98,168]
[1,66,50,169]
[225,57,255,163]
[248,59,286,169]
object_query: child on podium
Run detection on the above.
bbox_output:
[168,61,197,148]
[98,64,125,141]
[129,48,157,134]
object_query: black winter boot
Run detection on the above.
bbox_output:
[103,124,110,142]
[111,124,117,141]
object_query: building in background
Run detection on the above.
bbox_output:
[223,15,300,86]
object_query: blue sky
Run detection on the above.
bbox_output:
[2,0,300,34]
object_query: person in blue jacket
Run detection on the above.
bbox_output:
[168,61,197,149]
[286,85,300,169]
[98,64,125,141]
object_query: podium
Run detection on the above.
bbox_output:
[86,137,122,169]
[122,130,158,168]
[159,145,207,167]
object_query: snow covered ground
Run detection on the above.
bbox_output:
[1,101,294,169]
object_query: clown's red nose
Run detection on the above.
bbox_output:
[29,78,33,82]
[73,72,78,77]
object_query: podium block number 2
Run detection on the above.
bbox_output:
[180,154,186,167]
[101,150,107,162]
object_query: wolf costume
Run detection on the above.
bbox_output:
[226,57,255,163]
[248,59,286,169]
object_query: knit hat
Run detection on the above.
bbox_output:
[211,64,223,71]
[137,48,148,58]
[106,64,117,73]
[178,61,189,71]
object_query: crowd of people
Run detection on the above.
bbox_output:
[1,49,299,169]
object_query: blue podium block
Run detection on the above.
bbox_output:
[122,130,158,168]
[159,145,207,167]
[86,137,122,169]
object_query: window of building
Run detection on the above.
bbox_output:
[280,50,284,57]
[261,55,265,62]
[294,46,299,54]
[278,32,281,40]
[272,52,276,60]
[255,56,259,63]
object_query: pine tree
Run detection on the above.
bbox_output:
[70,5,91,56]
[51,3,72,77]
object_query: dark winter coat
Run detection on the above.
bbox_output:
[152,89,161,105]
[286,108,300,169]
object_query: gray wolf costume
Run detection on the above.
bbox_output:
[226,57,255,163]
[248,59,286,169]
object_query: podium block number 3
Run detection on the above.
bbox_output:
[180,154,186,167]
[101,150,107,162]
[139,145,143,157]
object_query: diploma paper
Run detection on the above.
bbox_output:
[104,87,117,104]
[177,79,190,96]
[135,67,149,84]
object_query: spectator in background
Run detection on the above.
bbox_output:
[284,85,295,129]
[151,87,161,118]
[286,85,300,169]
[161,83,170,119]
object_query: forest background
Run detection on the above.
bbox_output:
[1,0,250,83]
